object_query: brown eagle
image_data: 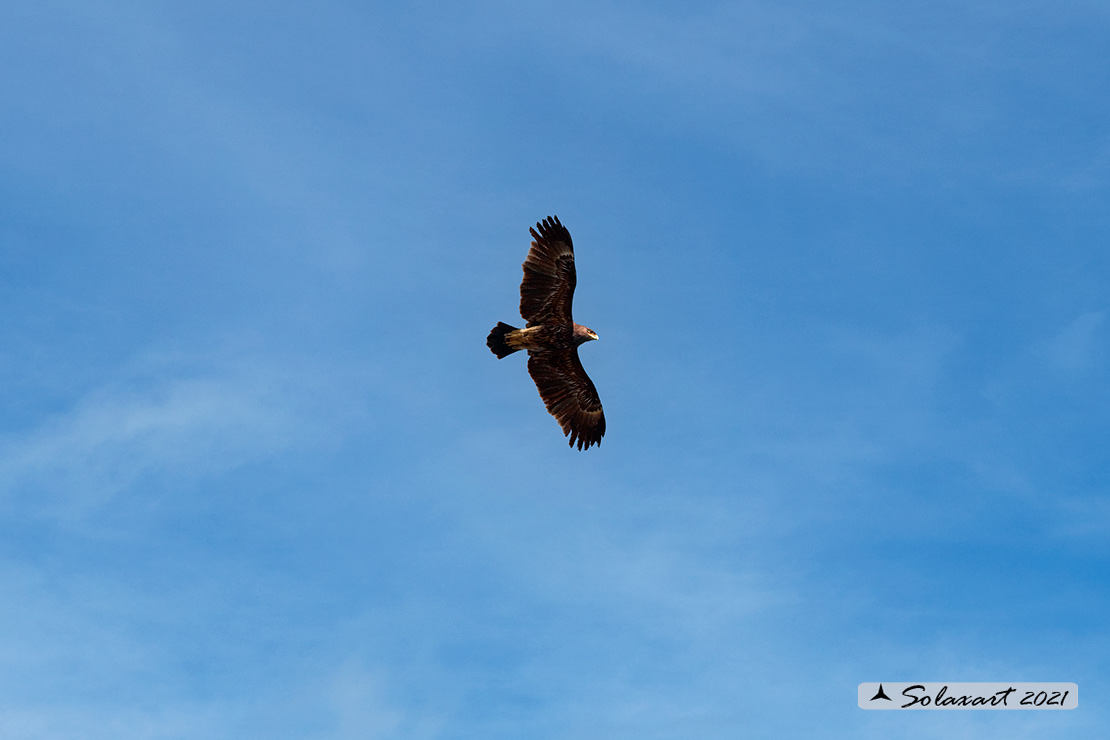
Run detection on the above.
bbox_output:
[487,215,605,450]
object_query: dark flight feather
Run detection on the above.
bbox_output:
[520,216,576,326]
[527,350,605,450]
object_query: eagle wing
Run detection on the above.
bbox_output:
[528,349,605,450]
[520,215,575,327]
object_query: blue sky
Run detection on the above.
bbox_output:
[2,1,1108,737]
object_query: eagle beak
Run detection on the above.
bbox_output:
[591,331,600,341]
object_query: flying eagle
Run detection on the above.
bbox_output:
[487,216,605,450]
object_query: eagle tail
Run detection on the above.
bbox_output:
[487,322,521,359]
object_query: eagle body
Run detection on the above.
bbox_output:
[487,216,606,450]
[495,323,595,354]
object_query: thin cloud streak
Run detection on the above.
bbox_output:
[0,348,366,520]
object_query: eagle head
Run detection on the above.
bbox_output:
[573,324,599,346]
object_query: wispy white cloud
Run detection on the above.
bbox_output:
[316,661,440,740]
[1043,310,1105,375]
[0,704,225,740]
[0,346,363,520]
[0,558,228,739]
[1050,493,1110,540]
[483,0,1110,184]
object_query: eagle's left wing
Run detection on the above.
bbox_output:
[527,348,605,450]
[520,215,576,327]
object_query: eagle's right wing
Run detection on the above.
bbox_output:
[527,348,605,450]
[520,215,576,326]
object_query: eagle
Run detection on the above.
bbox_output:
[487,215,605,450]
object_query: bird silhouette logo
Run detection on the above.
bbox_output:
[870,684,892,701]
